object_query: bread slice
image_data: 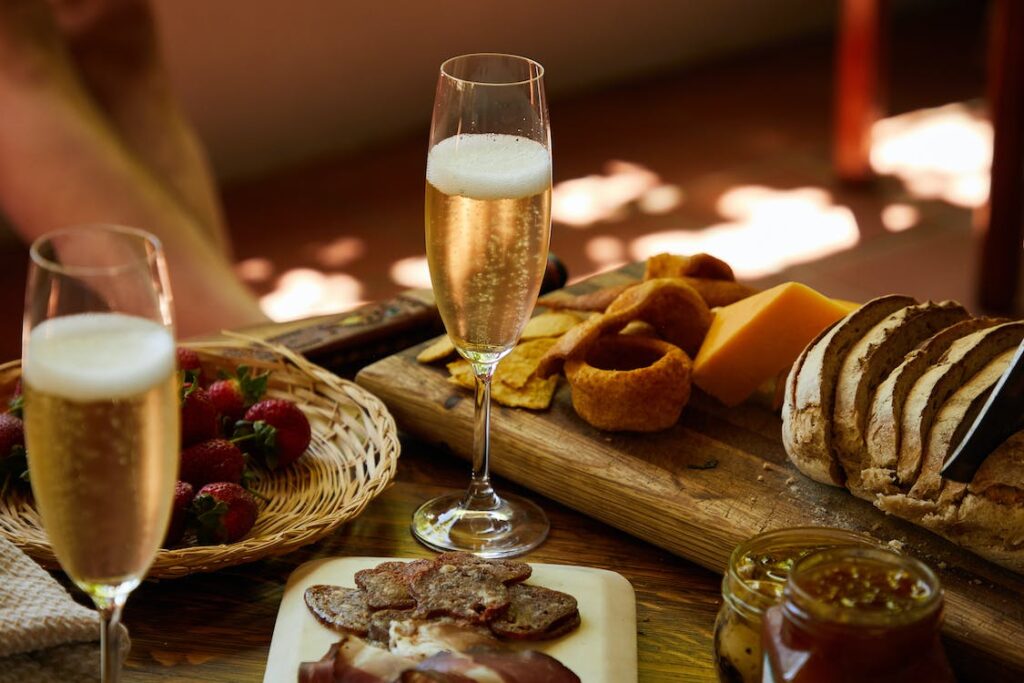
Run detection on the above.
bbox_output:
[895,321,1024,488]
[876,430,1024,574]
[952,431,1024,558]
[860,318,1000,496]
[782,295,916,486]
[908,348,1014,503]
[833,301,969,493]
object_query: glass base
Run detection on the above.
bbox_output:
[411,491,549,558]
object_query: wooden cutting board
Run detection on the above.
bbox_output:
[355,263,1024,673]
[263,557,637,682]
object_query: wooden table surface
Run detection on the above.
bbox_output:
[120,434,722,682]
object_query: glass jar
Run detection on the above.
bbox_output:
[761,546,955,683]
[714,528,878,683]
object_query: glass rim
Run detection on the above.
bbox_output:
[439,52,545,87]
[785,546,943,629]
[724,527,880,617]
[29,224,164,278]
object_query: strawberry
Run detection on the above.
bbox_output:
[207,365,269,425]
[193,482,258,544]
[181,384,219,447]
[0,412,27,482]
[8,380,22,419]
[180,438,246,488]
[176,347,202,385]
[235,399,311,470]
[163,480,195,547]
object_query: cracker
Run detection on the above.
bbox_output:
[366,609,415,647]
[447,356,559,410]
[416,336,456,364]
[303,585,371,636]
[489,583,580,640]
[498,338,558,389]
[521,312,582,340]
[409,563,510,623]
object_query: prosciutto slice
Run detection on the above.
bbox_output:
[299,641,581,683]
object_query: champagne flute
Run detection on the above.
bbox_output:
[22,225,179,683]
[413,53,552,557]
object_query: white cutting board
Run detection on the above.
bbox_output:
[263,556,638,683]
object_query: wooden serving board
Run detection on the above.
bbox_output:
[355,263,1024,673]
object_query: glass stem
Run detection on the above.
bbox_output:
[95,594,127,683]
[464,361,500,511]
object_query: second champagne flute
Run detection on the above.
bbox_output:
[22,225,179,682]
[413,53,552,557]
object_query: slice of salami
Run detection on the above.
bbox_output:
[303,585,371,636]
[435,552,532,584]
[489,584,580,640]
[409,563,510,624]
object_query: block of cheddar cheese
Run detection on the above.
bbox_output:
[692,282,854,406]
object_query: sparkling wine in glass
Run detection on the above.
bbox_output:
[412,53,552,557]
[22,225,179,683]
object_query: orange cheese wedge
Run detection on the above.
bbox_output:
[692,282,855,406]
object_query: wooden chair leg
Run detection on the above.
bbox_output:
[833,0,887,183]
[977,0,1024,313]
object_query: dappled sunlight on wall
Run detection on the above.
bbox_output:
[871,103,991,208]
[259,269,364,321]
[390,256,433,290]
[629,186,859,279]
[551,161,683,227]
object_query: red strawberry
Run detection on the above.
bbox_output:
[181,384,219,446]
[235,399,311,470]
[8,380,22,419]
[176,347,202,385]
[193,482,258,544]
[180,438,246,487]
[207,365,269,425]
[163,480,195,547]
[0,412,27,482]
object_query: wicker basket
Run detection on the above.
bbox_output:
[0,336,400,578]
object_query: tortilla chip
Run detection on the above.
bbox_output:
[446,341,560,410]
[499,338,558,389]
[520,313,581,340]
[417,336,456,364]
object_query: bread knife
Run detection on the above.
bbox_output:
[942,339,1024,482]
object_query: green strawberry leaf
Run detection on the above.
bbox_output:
[7,395,23,419]
[193,495,229,545]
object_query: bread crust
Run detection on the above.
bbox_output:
[782,295,915,486]
[861,318,998,496]
[833,301,968,494]
[909,348,1014,503]
[895,322,1024,487]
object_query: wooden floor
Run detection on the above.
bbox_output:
[0,2,994,361]
[222,2,994,323]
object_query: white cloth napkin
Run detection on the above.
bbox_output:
[0,534,128,682]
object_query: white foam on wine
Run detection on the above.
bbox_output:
[24,313,175,401]
[426,133,551,200]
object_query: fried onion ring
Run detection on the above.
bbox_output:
[565,335,691,432]
[534,278,711,378]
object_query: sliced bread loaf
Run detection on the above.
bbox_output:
[833,301,968,493]
[860,318,999,495]
[782,295,916,486]
[909,348,1015,503]
[895,321,1024,488]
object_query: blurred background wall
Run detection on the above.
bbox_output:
[153,0,847,180]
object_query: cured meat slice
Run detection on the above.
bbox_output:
[415,649,581,682]
[490,584,580,640]
[356,559,434,610]
[409,563,510,623]
[304,585,371,636]
[298,637,416,682]
[434,552,532,584]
